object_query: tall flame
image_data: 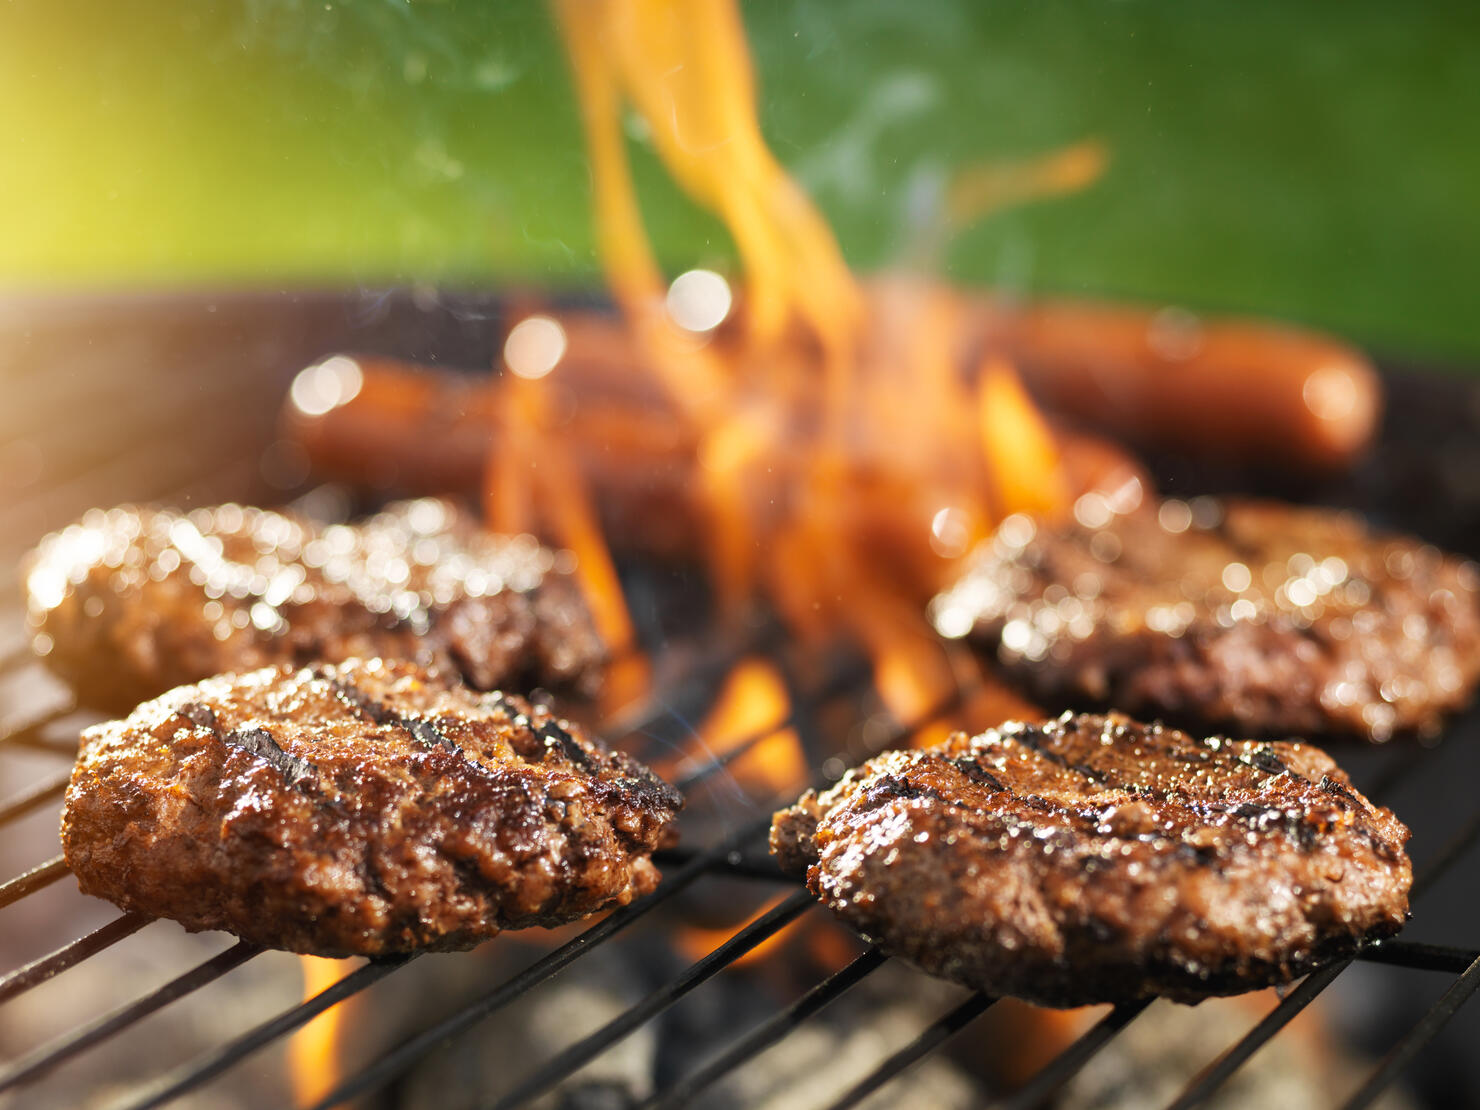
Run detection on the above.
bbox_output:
[287,955,357,1107]
[679,656,806,796]
[301,0,1110,764]
[537,0,1103,735]
[486,314,651,715]
[551,0,861,410]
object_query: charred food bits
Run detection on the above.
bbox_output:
[26,498,603,710]
[931,497,1480,741]
[62,659,682,955]
[771,712,1410,1008]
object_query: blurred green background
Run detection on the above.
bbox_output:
[2,1,1476,359]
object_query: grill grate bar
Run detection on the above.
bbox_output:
[0,769,70,827]
[672,717,811,793]
[0,913,149,1006]
[1162,960,1349,1110]
[597,622,797,751]
[1360,940,1480,975]
[488,890,816,1110]
[0,854,69,909]
[824,991,998,1110]
[111,955,411,1110]
[670,659,873,792]
[644,948,888,1110]
[306,812,778,1110]
[6,733,80,758]
[652,847,786,883]
[994,1001,1152,1110]
[1340,952,1480,1110]
[0,940,261,1095]
[0,698,77,753]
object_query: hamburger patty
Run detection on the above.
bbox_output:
[62,658,682,955]
[930,497,1480,741]
[26,498,603,710]
[771,712,1410,1007]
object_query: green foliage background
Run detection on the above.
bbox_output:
[2,1,1476,358]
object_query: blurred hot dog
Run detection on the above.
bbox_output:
[978,298,1382,470]
[282,351,1145,578]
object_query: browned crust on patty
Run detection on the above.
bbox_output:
[771,712,1410,1007]
[931,497,1480,741]
[62,659,682,955]
[26,499,603,711]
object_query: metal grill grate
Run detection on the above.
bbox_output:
[1,294,1478,1109]
[2,621,1478,1109]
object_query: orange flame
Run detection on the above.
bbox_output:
[979,356,1069,523]
[945,138,1109,229]
[485,321,651,716]
[287,955,357,1107]
[675,892,807,969]
[872,633,958,750]
[551,0,861,399]
[678,656,806,797]
[464,0,1110,759]
[806,916,869,974]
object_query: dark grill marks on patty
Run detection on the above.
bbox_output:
[61,659,682,956]
[770,712,1411,1008]
[318,667,458,754]
[177,701,319,788]
[930,497,1480,741]
[25,498,604,711]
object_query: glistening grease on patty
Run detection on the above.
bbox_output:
[773,712,1410,1008]
[27,498,603,711]
[933,497,1480,741]
[63,658,681,956]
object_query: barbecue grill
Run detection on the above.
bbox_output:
[2,291,1478,1109]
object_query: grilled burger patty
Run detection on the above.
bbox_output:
[771,712,1410,1007]
[931,497,1480,741]
[62,659,682,955]
[26,498,603,710]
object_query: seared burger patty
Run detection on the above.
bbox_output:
[931,497,1480,741]
[26,498,603,710]
[62,659,681,955]
[772,712,1410,1007]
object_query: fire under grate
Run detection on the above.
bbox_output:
[1,293,1479,1109]
[2,598,1479,1110]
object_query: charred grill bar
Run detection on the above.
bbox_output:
[1,295,1478,1108]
